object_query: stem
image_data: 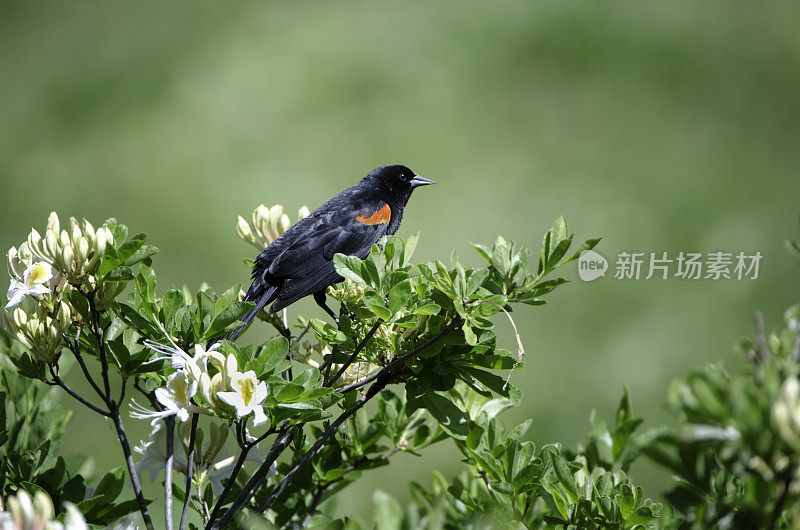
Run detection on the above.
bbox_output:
[477,300,525,389]
[180,413,199,530]
[205,422,280,527]
[256,377,387,513]
[326,320,382,387]
[48,368,110,417]
[86,293,112,399]
[165,416,175,530]
[64,330,107,401]
[208,422,294,530]
[257,319,459,514]
[110,406,155,530]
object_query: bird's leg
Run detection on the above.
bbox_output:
[313,291,339,324]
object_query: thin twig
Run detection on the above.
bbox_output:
[180,413,200,530]
[85,292,112,399]
[754,311,770,362]
[64,330,107,401]
[326,320,382,387]
[208,421,294,530]
[336,319,461,395]
[257,320,459,514]
[477,300,525,389]
[205,423,277,527]
[165,416,175,530]
[48,367,110,417]
[110,404,155,530]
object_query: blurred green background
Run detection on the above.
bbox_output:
[2,0,799,523]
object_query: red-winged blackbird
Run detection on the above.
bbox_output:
[222,165,435,342]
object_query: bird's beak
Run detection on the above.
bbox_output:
[410,174,437,187]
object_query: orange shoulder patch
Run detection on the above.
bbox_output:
[356,203,391,225]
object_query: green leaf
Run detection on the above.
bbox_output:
[333,254,367,285]
[551,452,579,503]
[203,301,252,340]
[373,490,403,530]
[387,280,412,315]
[618,484,636,520]
[254,336,289,374]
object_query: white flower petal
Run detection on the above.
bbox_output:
[252,406,268,426]
[5,284,26,309]
[217,391,245,409]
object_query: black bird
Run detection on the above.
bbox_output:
[222,165,435,342]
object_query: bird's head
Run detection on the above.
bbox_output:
[364,165,436,202]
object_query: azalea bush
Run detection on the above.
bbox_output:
[0,207,797,530]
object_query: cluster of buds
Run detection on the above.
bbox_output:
[236,204,310,250]
[25,212,114,286]
[133,326,270,429]
[0,489,87,530]
[0,301,72,364]
[772,377,800,452]
[327,279,367,305]
[292,339,379,388]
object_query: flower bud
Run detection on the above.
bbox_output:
[45,230,59,260]
[298,205,311,220]
[6,246,18,279]
[18,242,32,262]
[62,245,74,269]
[103,226,114,247]
[225,354,238,383]
[33,490,54,522]
[82,219,95,247]
[13,307,27,327]
[58,301,71,329]
[279,213,291,234]
[76,236,90,265]
[268,205,284,240]
[772,377,800,452]
[199,372,213,404]
[59,230,71,252]
[27,228,43,259]
[236,215,253,241]
[68,217,82,246]
[46,211,60,234]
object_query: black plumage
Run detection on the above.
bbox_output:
[220,165,435,343]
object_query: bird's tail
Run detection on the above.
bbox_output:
[207,284,277,347]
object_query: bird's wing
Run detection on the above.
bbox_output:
[269,199,390,278]
[268,199,392,302]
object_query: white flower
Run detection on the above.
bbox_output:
[143,321,219,381]
[6,261,53,309]
[131,371,207,427]
[62,503,89,530]
[217,371,269,426]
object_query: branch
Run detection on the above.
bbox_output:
[85,292,112,399]
[109,403,155,530]
[325,320,382,387]
[208,421,295,530]
[180,413,199,530]
[48,367,110,417]
[63,330,107,402]
[205,423,278,526]
[337,319,461,395]
[165,416,175,530]
[257,319,459,514]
